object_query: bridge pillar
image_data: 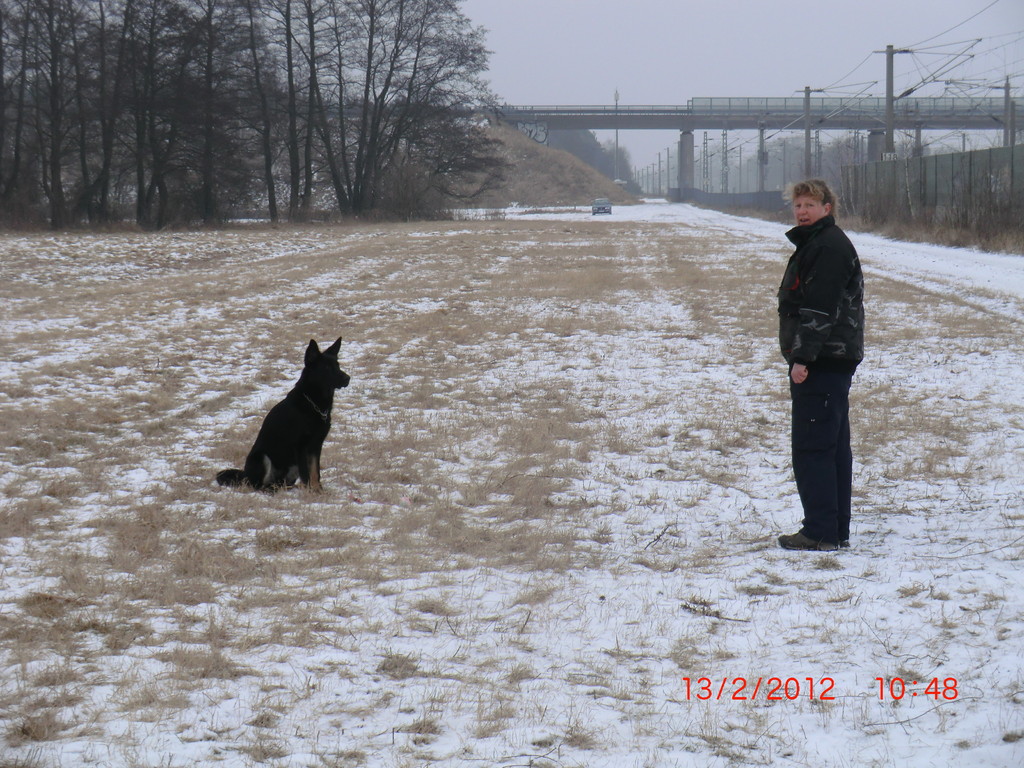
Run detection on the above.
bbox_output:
[867,129,886,162]
[678,130,694,198]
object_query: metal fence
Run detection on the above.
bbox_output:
[842,145,1024,236]
[676,188,784,212]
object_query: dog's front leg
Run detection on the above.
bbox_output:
[306,452,323,492]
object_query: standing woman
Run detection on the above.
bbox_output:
[777,179,865,551]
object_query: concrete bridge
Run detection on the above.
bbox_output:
[497,97,1014,132]
[495,96,1018,192]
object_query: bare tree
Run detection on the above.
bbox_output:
[68,0,130,222]
[243,0,279,221]
[22,0,82,227]
[335,0,496,213]
[1,0,503,226]
[124,0,191,227]
[263,0,305,220]
[187,0,252,224]
[0,1,36,220]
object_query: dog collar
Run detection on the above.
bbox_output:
[303,394,330,423]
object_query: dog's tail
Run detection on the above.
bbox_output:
[216,468,248,487]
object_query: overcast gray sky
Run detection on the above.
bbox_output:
[460,0,1024,166]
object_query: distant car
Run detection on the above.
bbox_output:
[591,198,612,215]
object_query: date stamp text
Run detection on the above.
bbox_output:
[680,676,960,701]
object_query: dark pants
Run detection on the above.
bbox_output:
[790,370,853,545]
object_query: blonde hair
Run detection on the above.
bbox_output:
[785,178,838,215]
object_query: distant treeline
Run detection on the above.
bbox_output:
[0,0,506,228]
[548,130,638,193]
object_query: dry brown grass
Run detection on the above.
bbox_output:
[852,215,1024,255]
[6,709,68,747]
[377,652,420,681]
[1,216,1022,766]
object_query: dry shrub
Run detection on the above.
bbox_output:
[30,661,82,690]
[124,570,219,607]
[6,709,67,745]
[411,596,456,617]
[18,593,85,621]
[105,620,153,652]
[169,537,260,583]
[254,525,308,554]
[474,696,516,739]
[377,652,419,680]
[238,737,289,762]
[115,680,191,719]
[563,718,599,750]
[401,715,442,743]
[0,497,59,540]
[813,555,843,571]
[315,749,368,767]
[102,506,168,570]
[155,645,248,681]
[506,663,537,685]
[511,584,558,607]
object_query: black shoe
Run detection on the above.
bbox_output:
[839,540,850,549]
[778,532,839,552]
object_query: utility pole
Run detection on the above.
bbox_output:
[885,44,896,155]
[1011,100,1017,148]
[758,123,767,193]
[666,146,673,197]
[721,129,729,193]
[1005,78,1012,147]
[804,86,812,177]
[614,89,620,179]
[882,44,912,157]
[702,132,710,192]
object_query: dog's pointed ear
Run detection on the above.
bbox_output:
[325,337,342,356]
[305,338,321,365]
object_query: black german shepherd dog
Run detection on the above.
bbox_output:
[217,338,350,491]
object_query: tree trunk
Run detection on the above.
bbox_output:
[245,0,278,222]
[199,0,217,223]
[284,0,301,220]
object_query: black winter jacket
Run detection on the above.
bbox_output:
[778,215,864,372]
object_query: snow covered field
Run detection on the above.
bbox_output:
[1,202,1022,767]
